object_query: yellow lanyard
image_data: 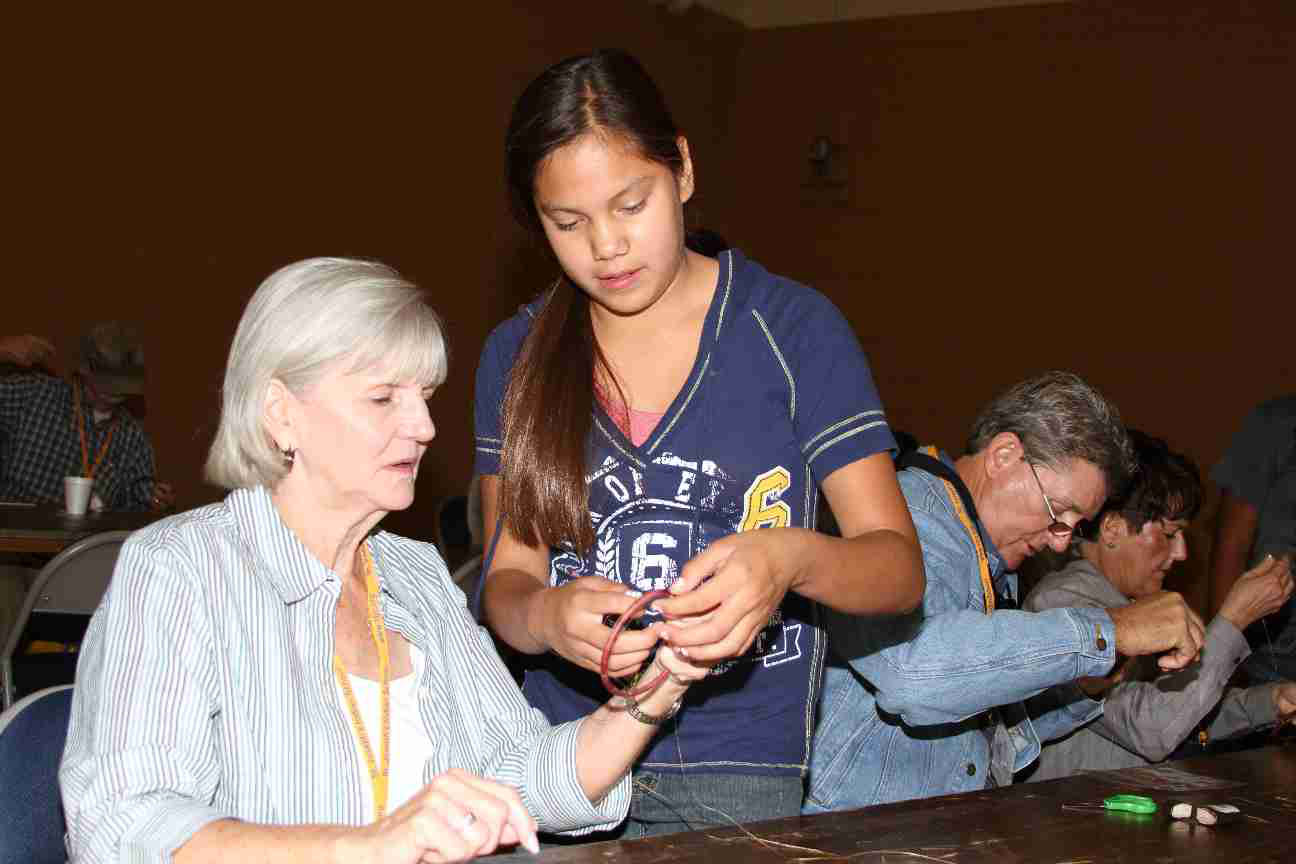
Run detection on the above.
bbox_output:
[71,380,117,480]
[333,544,391,821]
[920,446,995,614]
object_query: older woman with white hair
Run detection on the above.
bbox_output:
[59,258,703,863]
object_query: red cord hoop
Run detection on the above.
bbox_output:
[599,589,672,698]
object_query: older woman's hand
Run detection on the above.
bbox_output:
[650,642,711,685]
[344,769,539,863]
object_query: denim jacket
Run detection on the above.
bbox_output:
[805,457,1117,813]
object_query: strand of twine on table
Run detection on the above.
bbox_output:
[668,640,958,862]
[599,558,962,861]
[1259,616,1289,739]
[603,588,953,861]
[703,827,961,863]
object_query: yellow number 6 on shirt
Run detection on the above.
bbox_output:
[740,466,792,531]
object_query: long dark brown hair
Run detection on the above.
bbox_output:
[500,49,684,552]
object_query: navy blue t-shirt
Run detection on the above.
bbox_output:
[474,249,895,776]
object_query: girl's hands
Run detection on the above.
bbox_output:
[650,528,803,663]
[344,769,539,863]
[533,577,659,676]
[534,527,808,679]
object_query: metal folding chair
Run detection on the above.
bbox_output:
[1,531,129,709]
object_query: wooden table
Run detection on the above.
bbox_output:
[0,504,159,555]
[492,744,1296,862]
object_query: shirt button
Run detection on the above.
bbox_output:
[966,763,977,776]
[1096,636,1108,651]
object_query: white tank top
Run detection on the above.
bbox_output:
[337,645,437,822]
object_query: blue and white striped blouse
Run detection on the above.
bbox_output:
[60,485,628,862]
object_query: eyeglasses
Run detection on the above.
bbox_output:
[1025,460,1074,539]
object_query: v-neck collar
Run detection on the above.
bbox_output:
[591,250,738,465]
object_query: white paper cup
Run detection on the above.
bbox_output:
[64,476,94,516]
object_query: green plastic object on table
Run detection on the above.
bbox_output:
[1103,794,1157,815]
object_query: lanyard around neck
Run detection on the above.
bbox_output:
[917,446,994,614]
[333,544,391,821]
[72,378,117,480]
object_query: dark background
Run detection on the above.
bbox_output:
[8,0,1293,612]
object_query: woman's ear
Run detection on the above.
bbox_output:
[1099,512,1129,548]
[263,378,296,452]
[676,135,695,204]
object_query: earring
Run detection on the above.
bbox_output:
[280,446,296,468]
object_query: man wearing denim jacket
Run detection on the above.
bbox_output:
[806,372,1207,812]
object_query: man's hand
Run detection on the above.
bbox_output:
[1273,682,1296,724]
[1108,591,1206,671]
[0,334,56,368]
[1218,554,1294,632]
[150,481,175,512]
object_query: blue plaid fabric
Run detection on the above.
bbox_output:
[0,373,156,510]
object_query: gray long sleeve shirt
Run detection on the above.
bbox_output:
[1022,557,1279,781]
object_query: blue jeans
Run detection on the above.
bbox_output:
[546,771,804,843]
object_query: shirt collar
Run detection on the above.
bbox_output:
[227,485,340,604]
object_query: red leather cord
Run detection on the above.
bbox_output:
[599,589,672,698]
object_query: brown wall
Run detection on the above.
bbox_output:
[10,1,1292,606]
[8,2,741,541]
[716,0,1295,608]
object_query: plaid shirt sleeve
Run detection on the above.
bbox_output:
[1,373,77,503]
[97,415,157,511]
[0,374,26,460]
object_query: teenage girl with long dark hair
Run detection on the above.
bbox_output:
[474,49,924,837]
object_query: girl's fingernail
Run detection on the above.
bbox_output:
[523,832,540,854]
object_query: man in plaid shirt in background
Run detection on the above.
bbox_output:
[0,322,172,512]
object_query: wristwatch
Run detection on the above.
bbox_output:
[624,695,683,726]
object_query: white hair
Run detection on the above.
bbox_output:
[205,257,447,490]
